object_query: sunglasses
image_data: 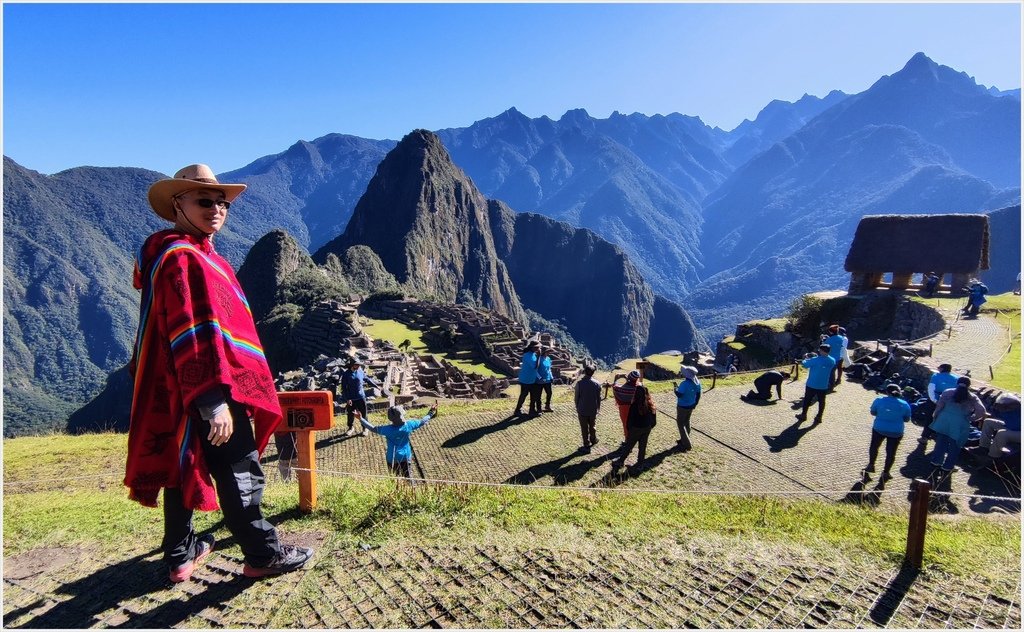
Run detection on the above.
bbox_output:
[192,198,231,210]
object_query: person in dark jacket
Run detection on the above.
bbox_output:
[741,370,792,401]
[611,384,657,473]
[573,363,602,451]
[341,358,374,437]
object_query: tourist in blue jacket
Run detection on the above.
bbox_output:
[537,347,555,413]
[862,384,912,485]
[824,324,847,389]
[928,376,986,480]
[512,340,540,416]
[674,365,702,452]
[357,403,437,480]
[927,364,960,403]
[797,344,836,423]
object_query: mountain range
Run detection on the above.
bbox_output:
[3,52,1020,435]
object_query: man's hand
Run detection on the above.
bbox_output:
[207,408,233,446]
[429,404,439,415]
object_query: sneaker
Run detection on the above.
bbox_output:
[590,438,599,447]
[360,428,369,437]
[344,427,357,437]
[860,469,873,482]
[880,472,893,483]
[543,407,554,413]
[242,545,314,579]
[169,534,215,583]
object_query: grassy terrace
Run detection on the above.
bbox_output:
[360,316,503,377]
[3,431,1019,587]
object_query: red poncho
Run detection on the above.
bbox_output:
[124,230,281,510]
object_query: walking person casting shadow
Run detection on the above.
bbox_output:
[611,384,657,476]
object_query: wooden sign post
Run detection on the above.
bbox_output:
[277,390,334,513]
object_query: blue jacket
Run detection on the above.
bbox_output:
[870,395,911,437]
[518,352,539,384]
[825,334,847,362]
[675,378,702,408]
[801,354,836,390]
[341,368,367,401]
[536,356,553,383]
[361,411,435,463]
[929,372,959,401]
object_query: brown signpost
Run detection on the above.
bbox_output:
[277,390,334,513]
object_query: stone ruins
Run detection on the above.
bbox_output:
[276,298,583,412]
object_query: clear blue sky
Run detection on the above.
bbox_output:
[3,2,1021,176]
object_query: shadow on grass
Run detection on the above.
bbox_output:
[10,508,308,629]
[763,417,821,453]
[593,445,680,488]
[442,413,537,448]
[867,563,920,626]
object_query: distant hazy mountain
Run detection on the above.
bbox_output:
[722,90,849,168]
[690,53,1020,340]
[435,108,729,300]
[221,134,395,254]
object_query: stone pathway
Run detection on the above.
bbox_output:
[911,299,1012,379]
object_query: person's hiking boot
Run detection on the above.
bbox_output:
[242,545,313,579]
[169,534,215,583]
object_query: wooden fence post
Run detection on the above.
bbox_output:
[905,478,931,569]
[296,430,317,513]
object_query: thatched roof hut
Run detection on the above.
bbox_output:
[844,214,990,295]
[845,214,990,273]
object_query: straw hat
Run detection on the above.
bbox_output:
[147,164,246,221]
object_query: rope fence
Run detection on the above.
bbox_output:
[3,465,1019,504]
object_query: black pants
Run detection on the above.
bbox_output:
[163,403,281,568]
[540,382,552,409]
[388,460,413,480]
[676,406,694,450]
[831,360,845,388]
[514,383,532,413]
[529,383,542,413]
[866,430,903,475]
[614,426,652,467]
[746,383,772,400]
[800,387,827,420]
[578,415,597,446]
[346,397,368,429]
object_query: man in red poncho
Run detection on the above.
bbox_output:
[125,164,312,582]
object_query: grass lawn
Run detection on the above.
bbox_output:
[361,317,503,377]
[3,446,1019,586]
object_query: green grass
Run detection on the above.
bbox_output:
[361,317,502,377]
[982,293,1021,391]
[3,468,1018,585]
[742,318,789,333]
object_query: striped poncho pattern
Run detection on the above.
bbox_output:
[124,230,281,510]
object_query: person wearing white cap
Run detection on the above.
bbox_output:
[674,365,702,451]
